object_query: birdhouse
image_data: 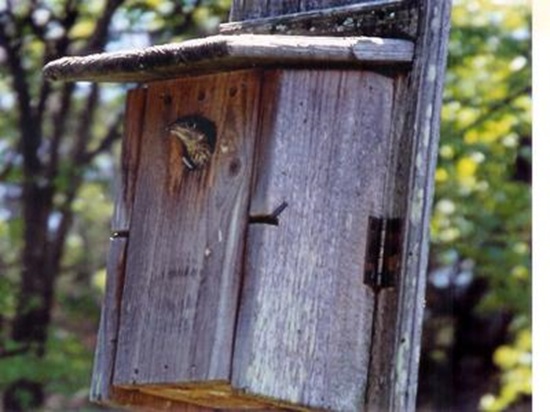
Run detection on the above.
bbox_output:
[44,1,451,411]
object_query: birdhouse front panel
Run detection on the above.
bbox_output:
[113,70,263,386]
[98,67,399,411]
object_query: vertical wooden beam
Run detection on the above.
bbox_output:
[365,73,410,411]
[232,69,395,411]
[91,88,147,403]
[388,1,452,410]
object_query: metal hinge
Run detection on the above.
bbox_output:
[364,216,403,291]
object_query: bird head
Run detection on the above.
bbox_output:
[167,115,217,170]
[167,115,216,148]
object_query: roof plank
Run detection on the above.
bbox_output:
[43,34,414,83]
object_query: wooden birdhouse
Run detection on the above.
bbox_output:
[44,1,451,411]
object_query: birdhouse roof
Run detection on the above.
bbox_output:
[43,34,414,83]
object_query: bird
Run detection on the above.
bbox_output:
[167,115,217,170]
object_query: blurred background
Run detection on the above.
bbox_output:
[0,0,530,411]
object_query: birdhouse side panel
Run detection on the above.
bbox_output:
[113,70,262,386]
[365,73,411,409]
[90,238,127,404]
[112,87,149,230]
[232,69,395,411]
[91,88,147,403]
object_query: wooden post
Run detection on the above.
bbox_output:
[44,0,451,410]
[223,2,452,410]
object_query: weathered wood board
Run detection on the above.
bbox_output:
[113,70,262,385]
[386,2,452,410]
[112,88,148,232]
[43,35,413,83]
[364,73,410,411]
[90,238,127,404]
[231,69,395,411]
[229,0,405,21]
[223,0,416,39]
[90,88,146,403]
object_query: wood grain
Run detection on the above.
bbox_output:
[229,0,402,20]
[365,73,409,411]
[113,70,262,386]
[231,69,395,411]
[90,238,127,404]
[113,88,147,231]
[109,386,218,411]
[387,2,453,411]
[223,1,415,39]
[91,88,147,404]
[43,35,413,83]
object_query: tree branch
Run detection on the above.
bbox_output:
[0,344,31,359]
[82,112,123,163]
[0,149,17,181]
[35,0,81,127]
[35,81,51,128]
[49,182,80,284]
[457,85,531,135]
[48,84,100,284]
[175,0,204,35]
[73,84,99,161]
[52,0,80,59]
[24,0,52,40]
[148,0,204,42]
[46,83,75,179]
[78,0,124,55]
[0,10,41,175]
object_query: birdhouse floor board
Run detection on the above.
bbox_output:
[110,382,315,411]
[109,386,217,411]
[113,70,262,386]
[43,34,414,83]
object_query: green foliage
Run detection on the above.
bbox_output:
[0,330,93,395]
[0,276,17,320]
[434,0,531,315]
[431,0,531,408]
[109,0,232,45]
[480,328,532,411]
